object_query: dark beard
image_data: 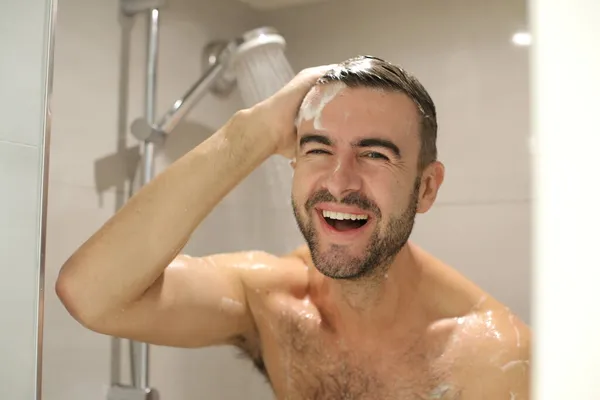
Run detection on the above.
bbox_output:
[292,179,421,281]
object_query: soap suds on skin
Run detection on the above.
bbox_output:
[428,383,452,399]
[501,359,529,372]
[167,258,186,268]
[508,313,521,347]
[333,159,342,174]
[219,297,244,313]
[473,295,488,310]
[296,82,347,130]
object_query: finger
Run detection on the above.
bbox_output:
[301,64,337,82]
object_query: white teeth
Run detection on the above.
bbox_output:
[322,210,368,221]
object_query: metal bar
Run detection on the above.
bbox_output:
[142,7,159,185]
[130,7,160,391]
[129,59,228,143]
[154,60,227,135]
[129,341,137,388]
[110,337,121,386]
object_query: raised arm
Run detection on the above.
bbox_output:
[68,250,296,348]
[55,66,332,347]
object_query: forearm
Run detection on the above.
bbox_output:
[56,109,275,323]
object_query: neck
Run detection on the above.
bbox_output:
[335,264,392,311]
[313,243,424,333]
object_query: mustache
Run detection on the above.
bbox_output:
[305,189,381,218]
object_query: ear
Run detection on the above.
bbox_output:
[417,161,445,213]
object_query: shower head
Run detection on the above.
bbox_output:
[205,26,295,107]
[131,26,295,143]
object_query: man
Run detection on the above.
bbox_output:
[56,56,531,399]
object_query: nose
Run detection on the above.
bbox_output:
[322,155,363,200]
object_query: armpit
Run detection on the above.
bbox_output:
[232,334,271,383]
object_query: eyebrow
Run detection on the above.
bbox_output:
[299,134,332,147]
[299,134,401,157]
[354,138,401,157]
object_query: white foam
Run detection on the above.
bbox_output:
[428,383,452,399]
[167,258,186,268]
[509,313,522,347]
[219,297,244,313]
[501,359,529,372]
[296,82,347,130]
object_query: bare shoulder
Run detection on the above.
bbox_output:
[165,247,309,322]
[233,245,311,293]
[208,247,311,369]
[442,306,531,399]
[177,246,308,282]
[201,246,311,322]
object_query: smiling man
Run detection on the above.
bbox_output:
[291,68,436,285]
[56,56,531,399]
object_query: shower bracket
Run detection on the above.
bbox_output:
[120,0,166,16]
[130,118,166,144]
[203,40,238,98]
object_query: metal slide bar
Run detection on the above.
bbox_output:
[109,2,237,398]
[109,1,164,399]
[130,5,160,392]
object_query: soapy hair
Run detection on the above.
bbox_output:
[317,56,438,171]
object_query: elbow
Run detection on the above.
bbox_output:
[54,272,84,322]
[54,270,103,330]
[55,272,74,312]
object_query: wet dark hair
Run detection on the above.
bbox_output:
[317,55,438,171]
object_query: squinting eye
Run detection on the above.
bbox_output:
[364,152,389,160]
[306,149,331,155]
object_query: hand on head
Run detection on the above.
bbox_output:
[250,64,336,159]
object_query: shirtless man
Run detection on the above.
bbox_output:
[56,56,531,399]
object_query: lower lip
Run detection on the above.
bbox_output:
[315,210,372,240]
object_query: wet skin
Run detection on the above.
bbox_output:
[178,86,530,399]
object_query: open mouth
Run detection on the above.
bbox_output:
[321,210,369,232]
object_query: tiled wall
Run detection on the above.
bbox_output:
[0,0,54,398]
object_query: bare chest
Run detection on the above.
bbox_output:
[257,298,459,400]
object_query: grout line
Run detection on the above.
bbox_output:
[0,138,38,148]
[48,178,131,195]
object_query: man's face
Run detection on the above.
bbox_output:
[291,84,439,280]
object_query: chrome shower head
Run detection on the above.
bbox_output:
[205,26,295,107]
[237,26,287,57]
